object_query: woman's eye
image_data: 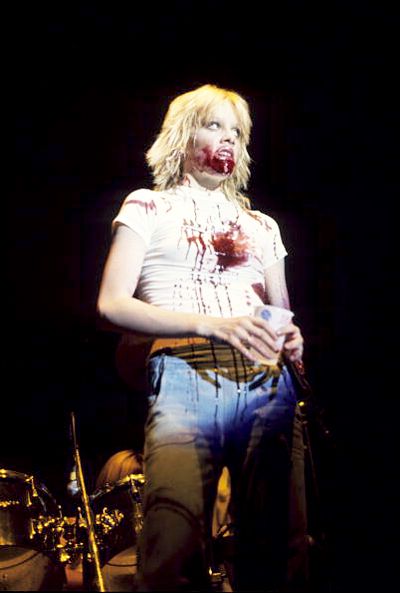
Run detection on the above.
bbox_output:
[208,121,220,129]
[233,128,241,137]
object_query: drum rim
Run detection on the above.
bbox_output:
[0,468,32,482]
[90,473,145,500]
[0,468,58,509]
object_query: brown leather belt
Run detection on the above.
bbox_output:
[149,337,212,356]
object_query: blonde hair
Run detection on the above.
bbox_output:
[146,84,252,209]
[95,449,143,489]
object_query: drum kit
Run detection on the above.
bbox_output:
[0,468,237,592]
[1,413,233,592]
[0,467,145,592]
[0,411,146,592]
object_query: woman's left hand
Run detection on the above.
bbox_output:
[277,323,304,362]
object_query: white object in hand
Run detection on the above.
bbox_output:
[252,305,294,365]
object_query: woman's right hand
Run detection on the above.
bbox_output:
[200,316,281,362]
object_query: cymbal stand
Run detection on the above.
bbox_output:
[70,411,106,592]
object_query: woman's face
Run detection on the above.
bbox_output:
[183,101,242,190]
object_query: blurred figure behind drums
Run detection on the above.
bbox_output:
[82,450,144,592]
[95,450,143,491]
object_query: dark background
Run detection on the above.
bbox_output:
[4,1,397,590]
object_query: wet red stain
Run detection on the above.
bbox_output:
[248,211,272,231]
[252,282,266,303]
[182,220,208,267]
[187,234,207,253]
[197,146,235,175]
[209,153,235,174]
[211,223,249,270]
[125,199,157,214]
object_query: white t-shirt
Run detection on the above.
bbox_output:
[112,185,287,318]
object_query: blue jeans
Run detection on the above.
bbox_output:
[136,343,308,591]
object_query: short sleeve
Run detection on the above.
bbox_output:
[252,210,288,269]
[112,189,159,247]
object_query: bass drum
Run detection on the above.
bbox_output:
[0,468,66,591]
[89,472,145,592]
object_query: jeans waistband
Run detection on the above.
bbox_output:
[148,341,283,382]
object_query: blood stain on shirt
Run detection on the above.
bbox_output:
[251,282,267,303]
[186,233,207,267]
[211,224,249,270]
[125,199,157,214]
[248,211,272,231]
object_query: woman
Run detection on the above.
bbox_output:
[97,84,308,591]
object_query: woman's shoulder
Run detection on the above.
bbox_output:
[245,208,280,232]
[120,188,174,213]
[122,187,157,204]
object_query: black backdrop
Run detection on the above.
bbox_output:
[4,1,397,590]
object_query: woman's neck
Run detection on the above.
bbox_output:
[180,173,222,193]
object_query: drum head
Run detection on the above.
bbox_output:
[87,474,144,591]
[90,473,144,564]
[0,468,59,549]
[0,469,66,591]
[0,546,65,591]
[102,545,138,592]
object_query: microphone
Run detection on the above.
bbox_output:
[67,463,81,497]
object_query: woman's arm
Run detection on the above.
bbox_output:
[97,225,281,362]
[97,224,205,337]
[264,259,304,361]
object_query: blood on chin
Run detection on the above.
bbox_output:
[196,158,235,179]
[210,155,235,175]
[198,147,236,176]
